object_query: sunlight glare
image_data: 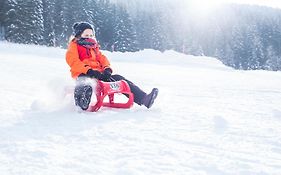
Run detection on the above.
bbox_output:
[186,0,223,15]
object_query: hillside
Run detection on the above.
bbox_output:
[0,42,281,174]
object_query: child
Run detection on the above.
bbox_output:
[65,22,158,110]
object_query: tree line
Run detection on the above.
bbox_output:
[0,0,281,70]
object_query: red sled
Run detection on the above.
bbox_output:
[88,80,134,112]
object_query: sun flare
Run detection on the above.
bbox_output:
[186,0,223,15]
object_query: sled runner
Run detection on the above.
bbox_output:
[88,80,134,112]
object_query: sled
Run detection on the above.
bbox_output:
[88,80,134,112]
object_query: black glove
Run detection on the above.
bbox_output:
[102,68,112,81]
[86,69,102,80]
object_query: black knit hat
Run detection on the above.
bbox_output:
[73,22,94,37]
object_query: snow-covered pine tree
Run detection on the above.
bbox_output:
[94,0,115,50]
[133,11,148,50]
[42,0,55,46]
[134,11,155,50]
[5,0,44,44]
[61,0,82,47]
[0,0,6,40]
[52,0,66,47]
[264,45,280,70]
[0,0,4,24]
[113,6,137,52]
[150,11,165,52]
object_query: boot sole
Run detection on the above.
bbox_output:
[146,88,159,109]
[80,85,93,110]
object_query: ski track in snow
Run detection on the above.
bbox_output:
[1,42,281,174]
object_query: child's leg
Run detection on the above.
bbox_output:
[111,74,146,105]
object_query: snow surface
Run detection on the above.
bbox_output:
[1,41,281,175]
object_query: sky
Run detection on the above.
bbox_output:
[226,0,281,8]
[188,0,281,8]
[177,0,281,17]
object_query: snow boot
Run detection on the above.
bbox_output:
[142,88,159,109]
[74,85,93,110]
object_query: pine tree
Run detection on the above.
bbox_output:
[0,0,6,40]
[94,0,115,50]
[81,0,98,23]
[150,12,165,51]
[5,0,22,43]
[30,0,44,44]
[265,45,281,71]
[52,0,66,47]
[5,0,44,44]
[134,11,155,50]
[42,0,56,46]
[113,6,137,52]
[60,0,83,47]
[133,11,148,50]
[0,0,5,24]
[230,25,245,69]
[249,26,264,69]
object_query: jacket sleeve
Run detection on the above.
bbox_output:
[66,42,90,75]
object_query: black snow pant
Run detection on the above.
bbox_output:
[76,74,146,105]
[104,74,146,105]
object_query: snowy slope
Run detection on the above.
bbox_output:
[1,41,281,175]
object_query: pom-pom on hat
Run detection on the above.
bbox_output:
[73,22,94,37]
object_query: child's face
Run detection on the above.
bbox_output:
[81,29,95,38]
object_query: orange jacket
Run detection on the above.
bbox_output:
[66,40,111,78]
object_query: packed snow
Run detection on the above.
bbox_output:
[1,41,281,175]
